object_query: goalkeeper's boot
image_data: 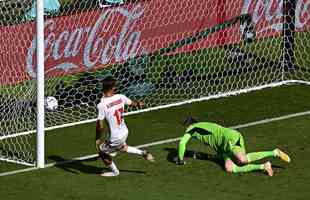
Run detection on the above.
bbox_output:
[263,161,274,177]
[142,151,155,162]
[274,148,291,163]
[100,170,120,177]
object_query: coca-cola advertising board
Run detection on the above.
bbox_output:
[0,0,309,85]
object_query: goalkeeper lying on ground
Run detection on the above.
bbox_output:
[177,117,291,176]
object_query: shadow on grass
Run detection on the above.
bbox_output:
[48,155,146,175]
[164,147,224,169]
[164,147,285,171]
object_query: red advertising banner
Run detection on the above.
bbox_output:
[0,0,309,85]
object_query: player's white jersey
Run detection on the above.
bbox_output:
[97,94,132,146]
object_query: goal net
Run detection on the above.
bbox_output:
[0,0,309,166]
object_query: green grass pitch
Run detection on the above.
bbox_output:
[1,84,310,200]
[0,1,310,199]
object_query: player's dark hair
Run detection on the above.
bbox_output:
[183,116,198,127]
[102,76,117,93]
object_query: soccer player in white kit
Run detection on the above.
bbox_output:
[96,76,155,177]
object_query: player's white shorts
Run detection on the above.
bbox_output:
[99,134,128,155]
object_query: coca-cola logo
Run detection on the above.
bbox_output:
[21,1,310,80]
[26,5,145,78]
[241,0,310,33]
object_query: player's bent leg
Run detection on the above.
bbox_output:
[98,144,120,177]
[231,145,248,165]
[224,159,234,173]
[121,144,142,155]
[99,151,112,165]
[224,155,273,176]
[120,145,155,162]
[246,151,276,163]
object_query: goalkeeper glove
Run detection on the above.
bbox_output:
[175,158,186,165]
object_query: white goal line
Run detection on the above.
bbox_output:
[0,109,310,177]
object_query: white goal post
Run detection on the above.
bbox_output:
[0,0,310,167]
[36,0,45,168]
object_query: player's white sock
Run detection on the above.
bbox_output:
[126,146,143,155]
[100,171,119,177]
[108,161,119,173]
[101,161,119,177]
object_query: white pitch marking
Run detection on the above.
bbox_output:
[2,80,303,141]
[1,110,310,177]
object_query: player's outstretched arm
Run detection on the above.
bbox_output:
[120,94,144,109]
[177,133,192,165]
[129,100,144,109]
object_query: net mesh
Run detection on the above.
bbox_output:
[0,0,309,165]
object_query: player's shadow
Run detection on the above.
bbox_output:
[164,147,224,168]
[164,148,285,171]
[48,155,146,175]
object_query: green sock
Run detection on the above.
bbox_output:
[232,163,264,173]
[246,150,276,163]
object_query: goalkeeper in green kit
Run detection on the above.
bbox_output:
[177,117,291,176]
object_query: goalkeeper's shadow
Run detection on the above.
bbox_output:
[164,147,223,167]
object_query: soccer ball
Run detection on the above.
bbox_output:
[44,96,58,111]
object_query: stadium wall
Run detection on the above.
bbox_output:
[0,0,309,85]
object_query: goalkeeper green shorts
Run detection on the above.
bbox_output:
[219,131,246,160]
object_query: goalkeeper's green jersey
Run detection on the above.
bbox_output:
[178,122,243,160]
